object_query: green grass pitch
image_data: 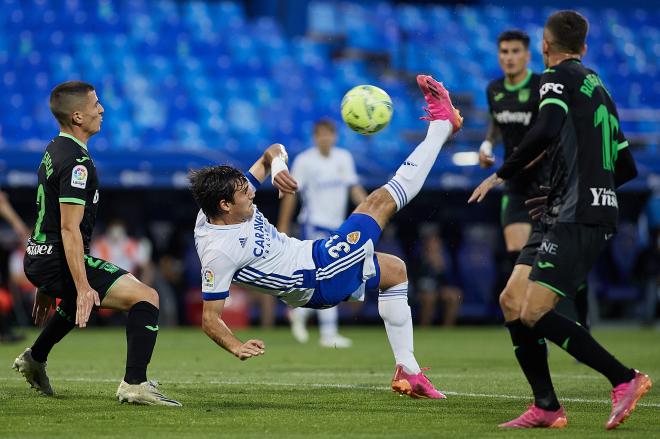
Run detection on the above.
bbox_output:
[1,326,658,438]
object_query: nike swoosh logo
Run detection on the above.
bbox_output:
[537,261,555,269]
[76,157,91,163]
[145,325,159,332]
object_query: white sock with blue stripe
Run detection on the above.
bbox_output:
[378,282,421,374]
[384,120,452,211]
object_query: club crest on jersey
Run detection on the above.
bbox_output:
[202,268,215,289]
[71,165,88,189]
[347,231,361,245]
[518,88,530,103]
[239,237,247,248]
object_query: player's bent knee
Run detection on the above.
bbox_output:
[520,304,549,328]
[499,288,521,316]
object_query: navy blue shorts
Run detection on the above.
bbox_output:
[304,213,382,309]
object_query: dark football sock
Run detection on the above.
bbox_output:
[505,319,560,411]
[31,301,76,363]
[575,283,589,330]
[124,301,159,385]
[507,251,521,267]
[534,310,635,387]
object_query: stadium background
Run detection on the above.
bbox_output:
[0,0,658,329]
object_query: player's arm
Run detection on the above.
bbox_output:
[0,191,29,241]
[469,102,565,203]
[247,143,298,198]
[479,119,500,168]
[201,298,265,360]
[60,203,100,327]
[614,141,637,188]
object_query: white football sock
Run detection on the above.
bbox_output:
[292,307,313,322]
[384,120,452,211]
[378,282,421,374]
[317,307,339,339]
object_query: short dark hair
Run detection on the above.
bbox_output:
[545,10,588,54]
[313,118,336,134]
[497,30,530,49]
[49,81,95,127]
[189,165,247,219]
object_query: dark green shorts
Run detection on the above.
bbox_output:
[24,246,129,302]
[528,223,612,300]
[516,222,543,267]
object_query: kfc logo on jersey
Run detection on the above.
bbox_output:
[71,165,88,189]
[202,268,215,289]
[540,83,564,97]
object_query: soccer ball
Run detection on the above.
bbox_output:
[341,85,393,135]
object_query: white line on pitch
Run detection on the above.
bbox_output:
[2,376,658,408]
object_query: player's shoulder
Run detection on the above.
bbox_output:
[487,77,505,92]
[292,147,317,163]
[334,147,354,160]
[47,136,89,163]
[530,72,542,86]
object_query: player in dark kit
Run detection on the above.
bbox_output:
[12,81,180,406]
[483,30,590,330]
[470,11,651,430]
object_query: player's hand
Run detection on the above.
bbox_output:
[273,170,298,199]
[468,173,504,203]
[478,150,495,168]
[525,186,551,221]
[235,339,265,361]
[32,289,55,327]
[75,286,100,328]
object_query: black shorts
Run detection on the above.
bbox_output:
[501,192,533,227]
[516,222,543,267]
[529,223,612,300]
[24,243,129,303]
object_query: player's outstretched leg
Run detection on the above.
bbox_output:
[376,253,445,399]
[13,298,77,396]
[353,75,461,230]
[101,274,181,407]
[521,282,652,430]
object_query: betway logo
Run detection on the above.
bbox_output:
[590,188,618,207]
[493,111,533,126]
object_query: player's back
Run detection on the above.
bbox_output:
[193,208,316,306]
[30,134,99,253]
[539,59,626,228]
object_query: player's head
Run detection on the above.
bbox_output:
[497,30,531,77]
[49,81,104,136]
[543,10,588,66]
[189,165,254,223]
[313,118,337,156]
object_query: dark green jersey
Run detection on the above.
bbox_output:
[538,59,628,227]
[487,70,550,196]
[30,133,99,252]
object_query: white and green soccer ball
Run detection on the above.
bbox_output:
[340,85,393,135]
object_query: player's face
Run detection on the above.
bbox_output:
[78,91,104,136]
[230,181,255,221]
[498,40,530,77]
[314,126,336,155]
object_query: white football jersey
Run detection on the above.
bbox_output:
[194,207,316,307]
[292,147,359,230]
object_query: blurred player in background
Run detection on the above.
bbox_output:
[0,191,30,343]
[278,118,367,348]
[12,81,180,406]
[470,11,650,429]
[191,75,461,398]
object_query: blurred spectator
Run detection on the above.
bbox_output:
[91,219,178,325]
[0,191,29,343]
[415,224,462,327]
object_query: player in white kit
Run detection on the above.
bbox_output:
[278,119,367,348]
[191,76,462,398]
